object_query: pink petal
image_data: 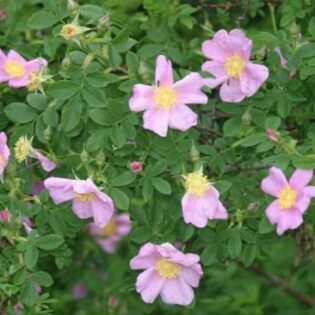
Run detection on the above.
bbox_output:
[219,78,246,103]
[97,239,118,254]
[229,29,252,60]
[289,169,313,191]
[155,55,173,86]
[30,148,57,172]
[116,214,132,236]
[168,104,197,132]
[72,199,93,219]
[202,60,228,88]
[240,63,269,97]
[7,50,26,63]
[174,73,208,104]
[274,47,287,67]
[130,243,160,270]
[202,30,231,62]
[261,167,288,197]
[0,132,10,175]
[181,266,202,287]
[276,209,303,235]
[91,197,115,228]
[303,186,315,198]
[160,277,194,306]
[143,108,170,137]
[136,267,164,304]
[265,200,282,225]
[8,77,29,88]
[27,58,48,72]
[213,199,228,220]
[44,177,75,204]
[129,84,154,112]
[295,195,311,214]
[181,193,209,228]
[0,50,9,83]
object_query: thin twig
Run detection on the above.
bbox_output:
[246,264,315,307]
[198,0,282,10]
[195,125,223,136]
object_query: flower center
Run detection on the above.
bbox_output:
[154,86,177,109]
[5,60,26,78]
[185,172,210,197]
[224,54,245,78]
[278,186,297,209]
[75,192,96,203]
[14,136,31,163]
[155,258,180,279]
[27,71,41,92]
[61,24,78,40]
[101,220,117,236]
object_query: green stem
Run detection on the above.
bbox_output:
[268,2,278,33]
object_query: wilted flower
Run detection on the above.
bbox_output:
[274,47,296,78]
[89,213,131,253]
[0,49,47,88]
[130,161,143,173]
[261,167,315,235]
[129,55,208,137]
[130,242,203,305]
[44,177,115,227]
[0,132,10,176]
[14,136,56,172]
[60,17,90,40]
[202,29,269,103]
[181,171,228,228]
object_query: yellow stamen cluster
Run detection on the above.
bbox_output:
[60,24,79,40]
[27,71,41,92]
[155,258,181,279]
[5,60,26,78]
[154,86,177,109]
[185,172,210,197]
[101,220,117,236]
[74,192,96,203]
[224,54,245,78]
[278,186,297,209]
[14,136,31,163]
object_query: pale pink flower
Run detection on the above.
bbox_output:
[0,132,10,176]
[89,213,131,254]
[0,49,47,88]
[266,128,278,142]
[181,172,228,228]
[0,209,11,222]
[261,167,315,235]
[202,29,269,103]
[44,177,115,227]
[129,55,208,137]
[72,283,88,300]
[130,161,143,173]
[130,242,203,305]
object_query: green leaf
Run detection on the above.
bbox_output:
[129,227,151,243]
[61,96,82,132]
[27,94,47,111]
[82,85,107,108]
[4,102,38,123]
[259,217,274,234]
[21,279,37,306]
[228,230,242,259]
[111,188,129,210]
[32,271,54,287]
[223,117,243,137]
[111,171,136,187]
[46,81,80,99]
[110,125,126,147]
[151,178,172,195]
[265,116,281,129]
[86,129,107,152]
[241,134,266,147]
[89,108,113,126]
[43,108,59,127]
[34,234,64,250]
[24,245,38,269]
[27,11,58,29]
[241,244,257,267]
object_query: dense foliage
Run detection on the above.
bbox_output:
[1,0,315,314]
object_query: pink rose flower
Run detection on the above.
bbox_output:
[181,172,228,228]
[89,213,132,254]
[130,161,143,173]
[261,167,315,235]
[202,29,269,103]
[129,55,208,137]
[0,209,11,222]
[44,177,115,227]
[130,242,203,305]
[0,132,10,176]
[0,49,47,88]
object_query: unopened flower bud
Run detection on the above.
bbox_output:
[82,53,94,70]
[98,15,110,29]
[242,111,251,125]
[62,56,71,70]
[138,61,150,81]
[43,126,52,142]
[80,149,89,163]
[96,151,106,166]
[266,128,279,142]
[130,161,143,173]
[0,209,11,222]
[67,0,79,14]
[190,142,200,162]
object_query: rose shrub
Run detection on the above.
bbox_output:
[1,0,315,314]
